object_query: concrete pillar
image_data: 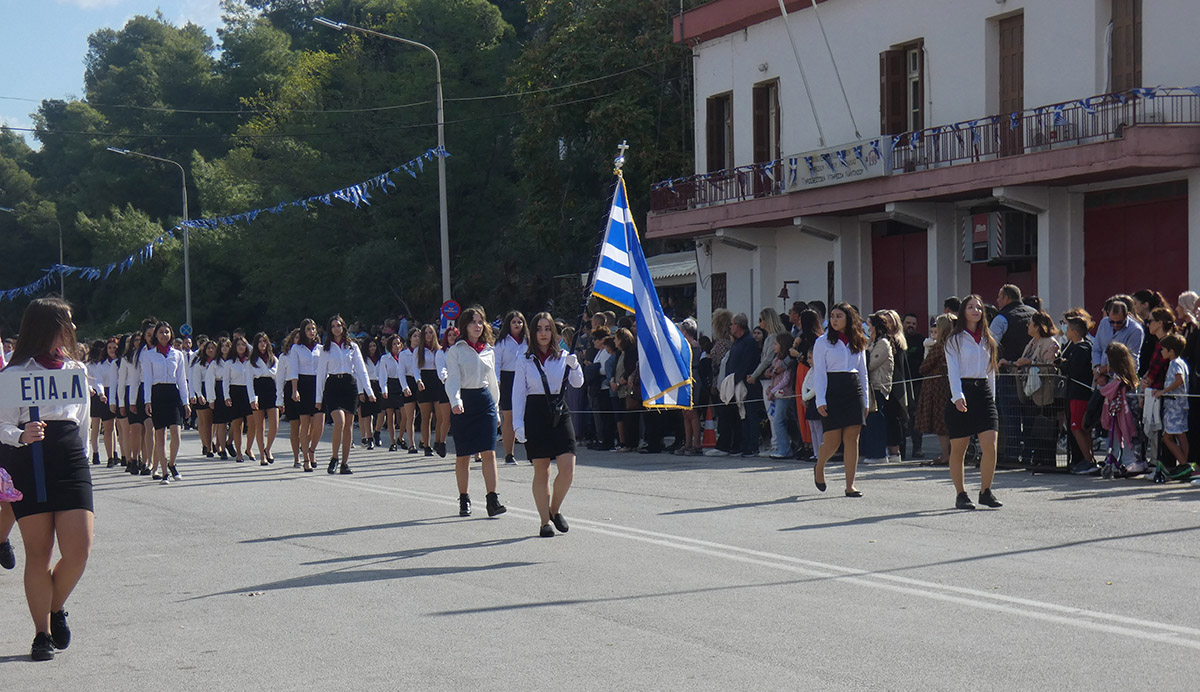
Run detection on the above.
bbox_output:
[1190,169,1200,291]
[833,219,871,311]
[927,204,968,320]
[1037,188,1086,319]
[694,239,714,335]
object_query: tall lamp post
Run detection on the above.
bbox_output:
[314,16,451,303]
[106,147,192,328]
[0,205,64,299]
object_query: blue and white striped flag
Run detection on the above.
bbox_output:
[591,177,692,408]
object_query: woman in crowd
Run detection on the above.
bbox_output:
[358,337,384,450]
[862,312,895,464]
[1014,311,1061,467]
[677,320,704,456]
[613,327,640,453]
[915,314,955,467]
[379,334,412,452]
[416,324,441,457]
[287,319,324,472]
[316,315,375,475]
[945,295,1003,510]
[703,309,737,457]
[224,335,255,463]
[444,305,507,518]
[881,310,911,462]
[85,339,118,467]
[495,311,528,464]
[433,325,459,458]
[811,303,869,497]
[0,298,95,661]
[141,320,191,483]
[249,332,281,465]
[513,313,584,537]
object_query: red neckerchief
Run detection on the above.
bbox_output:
[331,338,345,349]
[512,334,524,345]
[238,355,248,363]
[836,332,849,346]
[467,339,487,354]
[535,348,553,365]
[156,343,171,356]
[305,341,318,352]
[967,327,984,344]
[34,352,65,369]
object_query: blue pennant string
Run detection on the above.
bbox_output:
[835,150,849,168]
[804,156,815,174]
[852,146,864,167]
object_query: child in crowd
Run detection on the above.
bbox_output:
[1155,334,1190,468]
[764,333,794,458]
[799,346,824,457]
[1061,316,1096,474]
[1100,342,1139,475]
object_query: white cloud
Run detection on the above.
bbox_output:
[55,0,123,9]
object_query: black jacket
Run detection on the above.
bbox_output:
[1061,337,1093,401]
[727,332,762,397]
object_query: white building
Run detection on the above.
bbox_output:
[647,0,1200,332]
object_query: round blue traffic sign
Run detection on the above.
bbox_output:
[440,300,460,321]
[180,323,193,337]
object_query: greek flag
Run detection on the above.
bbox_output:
[591,177,692,408]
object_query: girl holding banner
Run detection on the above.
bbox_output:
[0,297,94,661]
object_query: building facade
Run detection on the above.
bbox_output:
[647,0,1200,332]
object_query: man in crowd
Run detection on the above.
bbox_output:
[992,284,1036,464]
[902,313,925,459]
[727,313,765,457]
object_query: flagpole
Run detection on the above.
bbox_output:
[570,140,630,355]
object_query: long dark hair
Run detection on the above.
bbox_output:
[502,310,527,344]
[950,294,999,371]
[121,332,138,364]
[7,297,77,368]
[457,305,494,346]
[323,314,348,349]
[153,321,174,348]
[361,336,381,365]
[134,316,158,365]
[825,302,867,353]
[250,332,276,367]
[527,311,562,360]
[299,318,319,349]
[87,339,107,364]
[197,339,219,366]
[419,324,437,367]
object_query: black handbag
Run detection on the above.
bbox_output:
[530,355,571,427]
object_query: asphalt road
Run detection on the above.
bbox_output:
[2,429,1200,691]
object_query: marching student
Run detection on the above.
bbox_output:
[118,320,154,475]
[495,311,528,464]
[358,337,384,450]
[223,335,255,463]
[401,328,424,455]
[0,297,95,661]
[134,320,158,473]
[108,334,133,468]
[444,305,507,518]
[85,339,118,467]
[204,337,234,461]
[433,325,459,458]
[513,313,584,537]
[811,303,870,498]
[192,339,218,457]
[288,319,324,472]
[417,324,441,457]
[945,294,1003,510]
[315,315,375,474]
[379,334,412,452]
[141,321,191,483]
[249,332,281,465]
[278,329,302,467]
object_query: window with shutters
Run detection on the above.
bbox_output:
[752,81,780,195]
[711,272,727,310]
[706,94,733,173]
[880,40,922,137]
[1111,0,1142,92]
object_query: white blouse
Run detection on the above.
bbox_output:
[379,352,409,383]
[400,349,422,384]
[363,357,383,383]
[512,351,584,441]
[945,331,996,403]
[316,341,372,403]
[444,341,500,410]
[0,359,90,449]
[88,359,119,395]
[810,337,870,409]
[141,348,191,407]
[192,360,213,400]
[414,348,439,373]
[288,343,322,378]
[493,334,526,374]
[116,357,142,407]
[435,349,449,383]
[226,358,253,388]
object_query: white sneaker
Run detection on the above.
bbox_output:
[1192,478,1200,486]
[887,455,901,463]
[1124,461,1148,475]
[703,449,730,457]
[160,477,171,485]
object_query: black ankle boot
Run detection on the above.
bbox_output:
[459,493,471,516]
[486,492,507,517]
[327,457,339,474]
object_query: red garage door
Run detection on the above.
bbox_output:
[1084,194,1187,315]
[872,225,928,329]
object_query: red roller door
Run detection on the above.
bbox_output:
[1084,196,1187,315]
[872,226,928,329]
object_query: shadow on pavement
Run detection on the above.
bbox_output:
[660,496,804,516]
[241,517,461,543]
[302,536,534,566]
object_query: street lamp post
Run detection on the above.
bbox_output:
[106,147,191,328]
[314,16,451,304]
[0,205,64,299]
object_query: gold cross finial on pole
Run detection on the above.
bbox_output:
[613,140,630,175]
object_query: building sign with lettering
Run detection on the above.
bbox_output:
[785,138,889,193]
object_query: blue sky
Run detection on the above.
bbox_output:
[0,0,223,145]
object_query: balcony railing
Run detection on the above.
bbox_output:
[650,86,1200,214]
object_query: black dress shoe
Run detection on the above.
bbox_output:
[106,456,117,468]
[505,453,516,464]
[31,632,55,661]
[50,610,70,649]
[327,457,339,474]
[267,456,275,465]
[486,492,507,517]
[978,488,1003,508]
[956,492,976,510]
[551,513,569,533]
[459,493,471,517]
[92,452,100,465]
[844,489,863,498]
[389,443,398,452]
[339,463,353,475]
[424,445,434,457]
[0,540,15,570]
[539,524,555,538]
[814,468,827,493]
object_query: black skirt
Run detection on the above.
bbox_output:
[499,370,516,411]
[429,375,449,404]
[360,381,382,417]
[385,378,405,410]
[254,377,278,412]
[91,388,115,422]
[297,374,318,416]
[522,394,577,460]
[127,386,149,426]
[945,378,999,439]
[418,369,439,404]
[451,387,498,457]
[404,376,420,406]
[150,383,186,430]
[822,371,865,432]
[282,380,299,421]
[0,420,93,520]
[323,373,358,415]
[212,381,231,424]
[228,384,253,419]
